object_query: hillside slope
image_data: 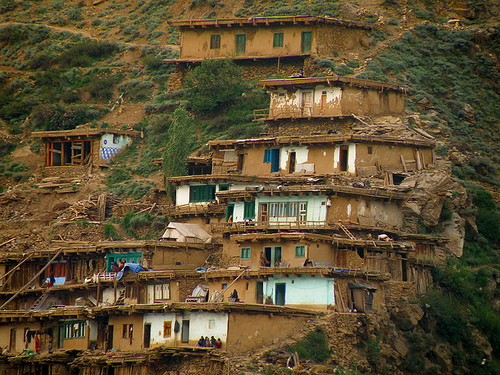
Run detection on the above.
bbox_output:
[0,0,499,373]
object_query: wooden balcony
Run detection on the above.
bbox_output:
[164,203,225,218]
[254,106,313,120]
[211,220,329,233]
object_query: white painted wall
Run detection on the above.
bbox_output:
[143,312,228,346]
[100,134,133,162]
[176,185,191,205]
[88,320,98,341]
[263,276,335,306]
[279,146,309,171]
[102,286,125,305]
[182,311,228,343]
[143,312,177,346]
[176,183,250,206]
[333,143,357,174]
[271,86,343,114]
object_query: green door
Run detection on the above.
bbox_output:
[301,31,312,53]
[275,283,286,306]
[236,34,246,55]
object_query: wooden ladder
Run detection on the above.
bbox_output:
[115,289,125,305]
[30,292,49,310]
[337,221,356,240]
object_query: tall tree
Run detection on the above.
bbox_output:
[184,59,246,113]
[163,106,197,199]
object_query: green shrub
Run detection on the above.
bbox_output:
[119,80,155,101]
[103,223,121,240]
[434,145,448,157]
[106,168,132,185]
[287,326,330,363]
[184,60,246,113]
[29,104,104,131]
[108,180,152,199]
[57,41,119,68]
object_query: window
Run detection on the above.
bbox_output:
[236,34,246,54]
[62,321,86,339]
[243,201,255,220]
[264,148,280,173]
[241,247,251,260]
[266,202,306,218]
[367,146,373,154]
[147,283,170,303]
[208,319,215,329]
[273,32,284,47]
[163,321,172,337]
[210,34,221,49]
[301,31,312,53]
[219,183,229,191]
[295,245,306,258]
[189,185,216,203]
[122,324,133,339]
[106,252,142,272]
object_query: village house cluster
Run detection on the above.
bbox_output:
[0,16,454,375]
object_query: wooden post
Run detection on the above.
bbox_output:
[0,248,63,310]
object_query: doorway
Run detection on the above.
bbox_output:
[144,323,151,349]
[106,325,114,351]
[301,91,313,116]
[181,320,190,343]
[264,246,282,267]
[275,283,286,306]
[256,281,264,304]
[339,145,349,172]
[288,151,296,174]
[9,328,16,352]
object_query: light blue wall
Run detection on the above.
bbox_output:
[263,276,334,306]
[256,194,327,222]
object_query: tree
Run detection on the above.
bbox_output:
[162,106,198,199]
[183,59,246,113]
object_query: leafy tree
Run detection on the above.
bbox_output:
[183,59,246,113]
[162,106,198,198]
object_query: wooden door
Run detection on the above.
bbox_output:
[181,320,190,343]
[275,283,286,306]
[260,203,268,222]
[301,31,312,53]
[143,324,151,349]
[288,151,296,173]
[235,34,246,55]
[301,91,313,116]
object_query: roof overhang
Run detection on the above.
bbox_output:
[208,133,435,149]
[32,128,140,140]
[259,75,407,92]
[167,16,372,30]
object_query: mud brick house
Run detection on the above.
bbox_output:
[165,16,373,89]
[32,128,138,171]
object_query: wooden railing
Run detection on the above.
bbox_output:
[211,220,329,233]
[253,106,313,120]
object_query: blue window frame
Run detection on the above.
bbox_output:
[264,148,280,173]
[295,245,306,258]
[241,247,251,260]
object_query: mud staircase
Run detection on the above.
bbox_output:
[337,221,357,240]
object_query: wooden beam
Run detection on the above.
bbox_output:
[0,248,63,310]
